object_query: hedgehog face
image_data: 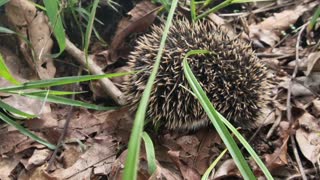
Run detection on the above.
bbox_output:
[124,18,270,130]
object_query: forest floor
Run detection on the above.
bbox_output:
[0,0,320,179]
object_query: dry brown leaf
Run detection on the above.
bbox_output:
[0,46,36,82]
[28,12,55,79]
[0,132,27,154]
[278,75,320,96]
[213,159,240,179]
[149,163,182,179]
[249,2,317,46]
[50,137,116,179]
[108,1,160,62]
[5,1,55,79]
[5,0,36,26]
[311,99,320,117]
[176,135,200,156]
[61,146,82,168]
[264,146,288,171]
[296,128,320,164]
[168,150,200,180]
[306,51,320,76]
[0,155,22,180]
[297,110,320,131]
[25,149,51,170]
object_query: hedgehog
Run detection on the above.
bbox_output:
[123,18,270,130]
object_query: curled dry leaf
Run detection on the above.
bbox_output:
[5,1,55,79]
[0,132,27,154]
[50,138,116,179]
[265,121,290,171]
[167,150,200,180]
[297,111,320,131]
[213,159,239,179]
[311,98,320,117]
[296,128,320,164]
[25,149,51,170]
[306,51,320,76]
[28,12,55,79]
[0,155,23,180]
[108,0,160,62]
[249,2,317,46]
[176,135,200,156]
[5,0,36,26]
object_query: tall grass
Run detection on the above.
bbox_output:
[122,0,179,179]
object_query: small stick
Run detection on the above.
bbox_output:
[286,23,308,180]
[65,38,125,105]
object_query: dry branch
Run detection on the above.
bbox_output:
[65,38,125,105]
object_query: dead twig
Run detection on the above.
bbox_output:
[286,23,308,180]
[65,38,125,105]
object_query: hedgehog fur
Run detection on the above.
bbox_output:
[123,18,270,130]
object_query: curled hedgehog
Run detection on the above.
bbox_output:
[123,18,270,130]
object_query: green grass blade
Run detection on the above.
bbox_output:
[24,94,117,111]
[142,132,157,174]
[196,0,233,20]
[217,113,274,179]
[232,0,274,3]
[0,112,56,149]
[183,55,256,179]
[13,90,87,96]
[0,100,37,119]
[0,72,132,92]
[43,0,66,57]
[0,0,9,7]
[0,53,20,85]
[123,0,178,179]
[202,149,228,180]
[0,26,15,34]
[83,0,100,64]
[309,5,320,30]
[190,0,197,22]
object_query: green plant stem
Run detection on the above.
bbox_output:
[196,0,233,20]
[122,0,178,179]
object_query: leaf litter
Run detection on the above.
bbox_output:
[0,0,320,179]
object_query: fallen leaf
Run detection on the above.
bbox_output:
[176,135,200,156]
[213,159,240,179]
[297,110,320,131]
[296,128,320,164]
[28,12,55,79]
[25,149,51,170]
[108,1,160,62]
[0,132,27,154]
[306,51,320,76]
[5,0,36,26]
[168,150,200,180]
[50,137,116,179]
[249,2,317,46]
[0,155,22,180]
